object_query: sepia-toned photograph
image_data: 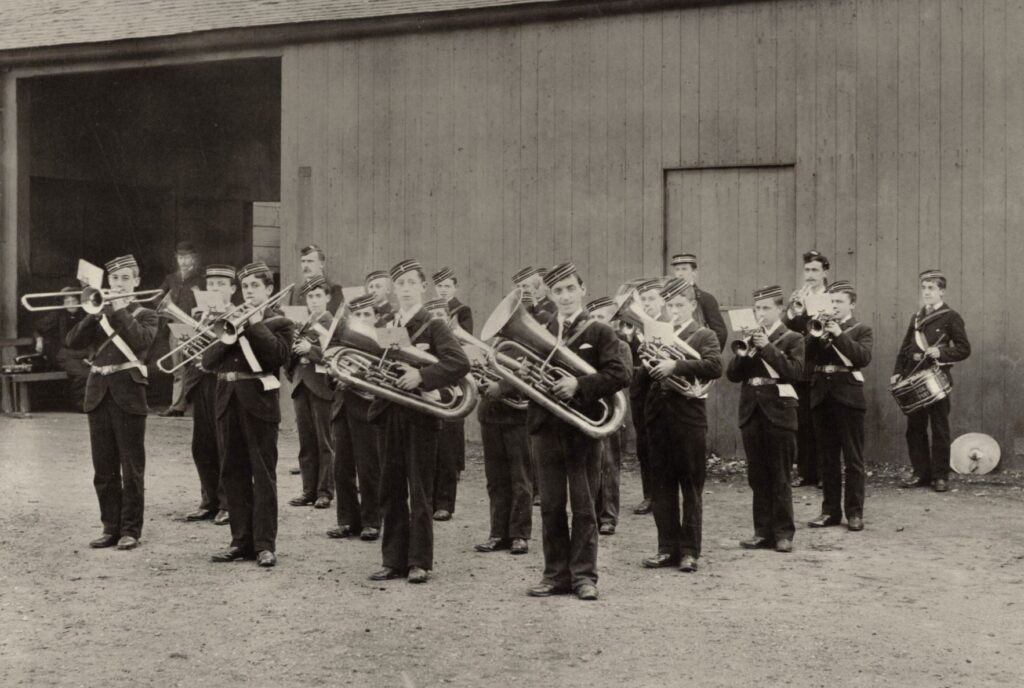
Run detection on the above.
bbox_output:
[2,1,1022,686]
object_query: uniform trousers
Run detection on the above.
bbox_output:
[795,381,819,483]
[191,374,227,512]
[649,415,707,559]
[597,428,623,527]
[906,397,952,482]
[813,397,866,519]
[333,407,382,531]
[294,387,334,500]
[433,420,464,514]
[89,395,147,538]
[218,401,279,553]
[740,409,796,542]
[630,393,652,499]
[481,420,532,540]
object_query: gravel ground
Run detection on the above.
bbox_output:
[2,412,1023,687]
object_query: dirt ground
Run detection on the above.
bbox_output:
[2,412,1023,688]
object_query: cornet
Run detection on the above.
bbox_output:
[21,286,163,314]
[808,312,838,340]
[788,282,812,315]
[730,324,766,358]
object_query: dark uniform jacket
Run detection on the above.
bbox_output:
[292,278,344,315]
[726,322,805,431]
[367,307,471,429]
[525,312,632,434]
[201,313,293,424]
[806,317,873,410]
[159,269,204,318]
[66,304,160,415]
[892,304,971,383]
[35,309,90,368]
[529,297,557,325]
[645,321,723,428]
[447,297,473,334]
[694,288,728,352]
[375,301,396,327]
[286,310,335,401]
[781,295,825,382]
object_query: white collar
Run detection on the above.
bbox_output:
[839,314,853,324]
[397,304,422,325]
[764,320,782,337]
[557,309,583,327]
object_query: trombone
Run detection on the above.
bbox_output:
[21,286,163,314]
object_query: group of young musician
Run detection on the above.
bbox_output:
[52,245,970,600]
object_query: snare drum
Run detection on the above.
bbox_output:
[890,366,951,415]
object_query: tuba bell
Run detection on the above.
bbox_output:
[479,289,627,439]
[322,319,478,420]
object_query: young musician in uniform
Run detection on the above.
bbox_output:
[424,297,465,521]
[433,267,473,333]
[669,254,727,351]
[366,270,395,326]
[328,294,382,541]
[526,262,631,601]
[67,255,159,550]
[727,285,804,553]
[286,276,336,509]
[641,278,722,572]
[782,250,831,488]
[805,281,873,531]
[204,262,293,567]
[893,269,971,493]
[182,264,237,526]
[512,265,551,504]
[369,259,471,584]
[587,296,629,536]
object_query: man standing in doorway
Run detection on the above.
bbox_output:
[159,242,203,417]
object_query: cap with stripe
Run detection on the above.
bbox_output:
[660,277,695,302]
[237,261,272,281]
[753,284,784,301]
[300,244,324,257]
[586,296,616,314]
[826,279,856,295]
[635,278,664,295]
[389,258,424,281]
[802,249,830,269]
[670,253,698,267]
[919,269,947,287]
[349,294,377,312]
[205,264,236,280]
[365,270,389,284]
[105,254,139,274]
[424,298,449,313]
[300,275,328,296]
[431,267,455,285]
[542,262,579,288]
[511,266,541,284]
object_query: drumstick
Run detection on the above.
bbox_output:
[905,333,948,379]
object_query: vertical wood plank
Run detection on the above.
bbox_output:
[552,23,573,263]
[834,0,857,281]
[776,1,797,164]
[735,3,757,164]
[793,0,817,282]
[814,0,837,260]
[717,5,740,165]
[938,0,963,295]
[698,7,719,166]
[570,22,592,274]
[589,20,609,297]
[679,8,701,167]
[501,27,523,312]
[605,19,628,288]
[519,25,540,283]
[641,12,664,275]
[623,14,645,280]
[662,11,682,169]
[535,24,556,268]
[1005,0,1024,457]
[918,0,942,273]
[754,1,778,164]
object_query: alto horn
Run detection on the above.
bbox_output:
[449,319,528,411]
[322,319,478,421]
[624,300,714,398]
[21,286,163,314]
[479,289,628,439]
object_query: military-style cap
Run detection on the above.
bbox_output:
[826,280,856,295]
[349,294,377,312]
[205,264,236,280]
[424,298,449,313]
[300,244,325,258]
[635,278,664,295]
[586,296,616,314]
[660,278,695,302]
[300,275,328,296]
[175,241,197,255]
[543,262,578,288]
[237,261,272,281]
[432,267,455,285]
[105,255,139,274]
[511,266,541,284]
[919,269,947,287]
[365,270,389,284]
[753,285,784,301]
[802,249,830,269]
[389,258,423,281]
[670,253,698,267]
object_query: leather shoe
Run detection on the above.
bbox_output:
[900,476,931,488]
[933,479,950,492]
[256,550,276,567]
[289,467,301,475]
[474,537,510,552]
[679,555,698,573]
[313,496,331,509]
[775,539,793,553]
[116,536,139,550]
[214,510,230,526]
[739,536,774,550]
[210,546,255,562]
[360,527,380,541]
[369,567,405,581]
[326,525,353,539]
[289,495,315,507]
[407,566,429,584]
[89,533,118,548]
[642,552,679,568]
[633,499,652,515]
[159,408,184,417]
[510,538,529,555]
[527,582,570,597]
[847,516,864,531]
[599,523,616,535]
[575,584,599,601]
[808,514,842,528]
[433,509,452,521]
[185,508,215,521]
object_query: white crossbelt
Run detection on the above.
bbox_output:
[98,315,147,378]
[239,335,280,391]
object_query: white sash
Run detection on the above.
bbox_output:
[760,350,797,399]
[830,331,865,382]
[99,315,147,378]
[239,335,280,391]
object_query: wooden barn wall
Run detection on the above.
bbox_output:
[281,0,1024,465]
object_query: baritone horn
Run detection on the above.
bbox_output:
[21,286,163,314]
[449,320,528,411]
[621,300,714,398]
[479,289,628,439]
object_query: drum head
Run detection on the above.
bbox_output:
[950,433,1001,475]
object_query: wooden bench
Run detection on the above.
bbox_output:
[0,337,69,416]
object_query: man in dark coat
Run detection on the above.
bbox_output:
[669,253,727,351]
[158,241,204,416]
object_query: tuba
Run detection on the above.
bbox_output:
[449,320,528,411]
[622,300,714,398]
[322,319,478,420]
[479,290,628,439]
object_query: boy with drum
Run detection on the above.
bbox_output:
[892,269,971,493]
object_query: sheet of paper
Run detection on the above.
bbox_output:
[281,305,309,323]
[194,290,228,312]
[77,260,105,290]
[342,286,367,303]
[643,319,676,346]
[727,308,759,333]
[802,292,832,317]
[377,326,412,348]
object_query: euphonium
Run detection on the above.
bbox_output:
[322,319,478,420]
[449,320,528,411]
[622,301,714,398]
[21,285,163,314]
[478,289,628,439]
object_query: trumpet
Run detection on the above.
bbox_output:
[622,301,715,398]
[322,319,478,420]
[21,286,163,314]
[479,289,628,439]
[449,320,528,411]
[730,325,766,358]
